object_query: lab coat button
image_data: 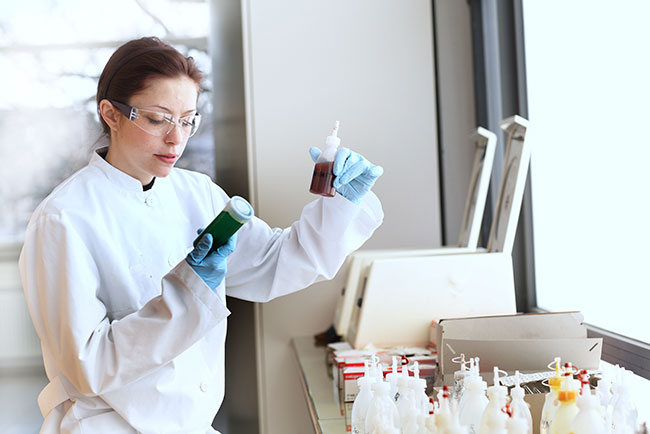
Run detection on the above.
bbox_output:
[200,382,208,392]
[168,257,175,266]
[145,197,154,207]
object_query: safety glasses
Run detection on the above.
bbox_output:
[108,99,201,138]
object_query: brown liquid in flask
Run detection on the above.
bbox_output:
[310,161,336,197]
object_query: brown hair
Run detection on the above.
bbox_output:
[96,37,203,135]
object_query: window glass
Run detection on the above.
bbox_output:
[0,0,213,243]
[522,0,650,341]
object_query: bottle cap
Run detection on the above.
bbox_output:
[548,357,564,390]
[325,121,341,149]
[511,371,525,398]
[226,196,254,224]
[558,390,577,402]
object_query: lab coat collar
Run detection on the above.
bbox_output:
[90,147,161,195]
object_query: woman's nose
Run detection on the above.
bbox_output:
[164,122,184,145]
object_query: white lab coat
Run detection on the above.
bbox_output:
[19,148,383,434]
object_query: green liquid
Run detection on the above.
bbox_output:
[193,210,243,255]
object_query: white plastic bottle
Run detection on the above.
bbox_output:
[540,358,564,434]
[505,411,529,434]
[372,426,401,434]
[385,356,401,402]
[611,367,639,434]
[365,380,401,434]
[549,374,580,434]
[478,367,509,434]
[458,358,489,434]
[396,362,415,422]
[595,371,613,427]
[435,386,454,432]
[451,353,469,406]
[402,403,421,434]
[569,378,606,434]
[411,362,430,413]
[447,398,470,434]
[425,397,439,434]
[351,361,376,434]
[509,371,533,434]
[309,121,341,197]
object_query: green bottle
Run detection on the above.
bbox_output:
[194,196,254,255]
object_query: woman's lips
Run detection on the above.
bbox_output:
[155,154,178,164]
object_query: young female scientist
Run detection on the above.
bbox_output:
[19,37,383,434]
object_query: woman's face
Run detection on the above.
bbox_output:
[106,75,199,185]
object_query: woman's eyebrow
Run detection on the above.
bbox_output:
[152,105,197,115]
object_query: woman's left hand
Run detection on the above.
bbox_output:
[309,147,383,204]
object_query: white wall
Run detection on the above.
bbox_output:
[241,1,442,432]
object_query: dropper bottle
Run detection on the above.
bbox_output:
[396,362,416,427]
[365,380,401,434]
[385,356,401,402]
[540,357,563,434]
[569,370,606,434]
[509,371,533,434]
[351,359,376,434]
[611,366,639,434]
[504,402,529,434]
[309,121,341,197]
[435,386,454,432]
[426,397,439,433]
[458,358,489,434]
[447,399,470,434]
[478,367,509,434]
[452,353,469,406]
[409,361,430,413]
[549,363,580,434]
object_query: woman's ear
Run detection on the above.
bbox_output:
[99,100,120,132]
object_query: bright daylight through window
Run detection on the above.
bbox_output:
[523,0,650,421]
[522,0,650,346]
[0,0,213,243]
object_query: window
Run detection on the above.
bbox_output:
[523,0,650,346]
[521,0,650,421]
[0,0,213,243]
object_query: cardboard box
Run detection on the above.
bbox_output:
[435,312,602,383]
[525,392,546,434]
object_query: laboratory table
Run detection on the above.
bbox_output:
[292,336,346,434]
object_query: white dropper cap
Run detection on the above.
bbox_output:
[319,121,341,162]
[453,353,468,376]
[464,357,487,391]
[511,370,525,401]
[386,356,400,381]
[409,362,428,395]
[326,121,341,147]
[486,366,508,399]
[358,359,377,388]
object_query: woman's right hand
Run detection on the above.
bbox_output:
[185,232,237,291]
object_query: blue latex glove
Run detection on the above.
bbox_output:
[185,231,237,291]
[309,147,384,205]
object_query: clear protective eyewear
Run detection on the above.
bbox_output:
[109,99,201,138]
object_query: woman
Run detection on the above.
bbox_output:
[19,37,383,434]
